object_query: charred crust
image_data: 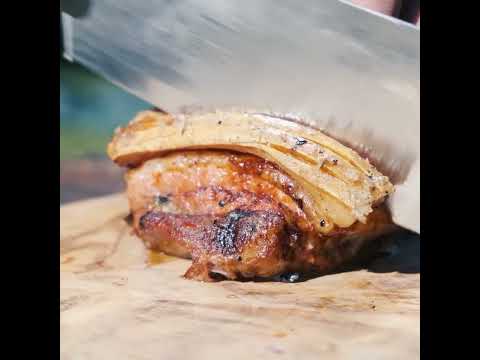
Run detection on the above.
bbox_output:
[247,222,257,234]
[123,213,133,225]
[213,210,253,254]
[138,211,163,231]
[285,226,301,245]
[208,271,227,281]
[283,226,301,260]
[138,211,152,230]
[294,197,304,210]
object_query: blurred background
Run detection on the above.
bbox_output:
[60,57,150,204]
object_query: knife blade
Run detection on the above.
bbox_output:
[61,0,420,233]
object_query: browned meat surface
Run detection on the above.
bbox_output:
[126,150,392,281]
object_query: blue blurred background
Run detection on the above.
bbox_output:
[60,58,150,203]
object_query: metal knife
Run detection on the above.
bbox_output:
[61,0,420,233]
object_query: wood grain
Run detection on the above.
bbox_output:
[60,193,420,360]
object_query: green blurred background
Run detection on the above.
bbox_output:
[60,58,150,203]
[60,58,149,160]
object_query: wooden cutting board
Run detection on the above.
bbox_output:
[60,193,420,360]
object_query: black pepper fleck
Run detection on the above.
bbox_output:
[320,219,326,227]
[218,200,226,207]
[332,159,338,165]
[217,120,222,125]
[295,138,308,146]
[156,195,170,205]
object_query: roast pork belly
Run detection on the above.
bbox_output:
[109,110,394,281]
